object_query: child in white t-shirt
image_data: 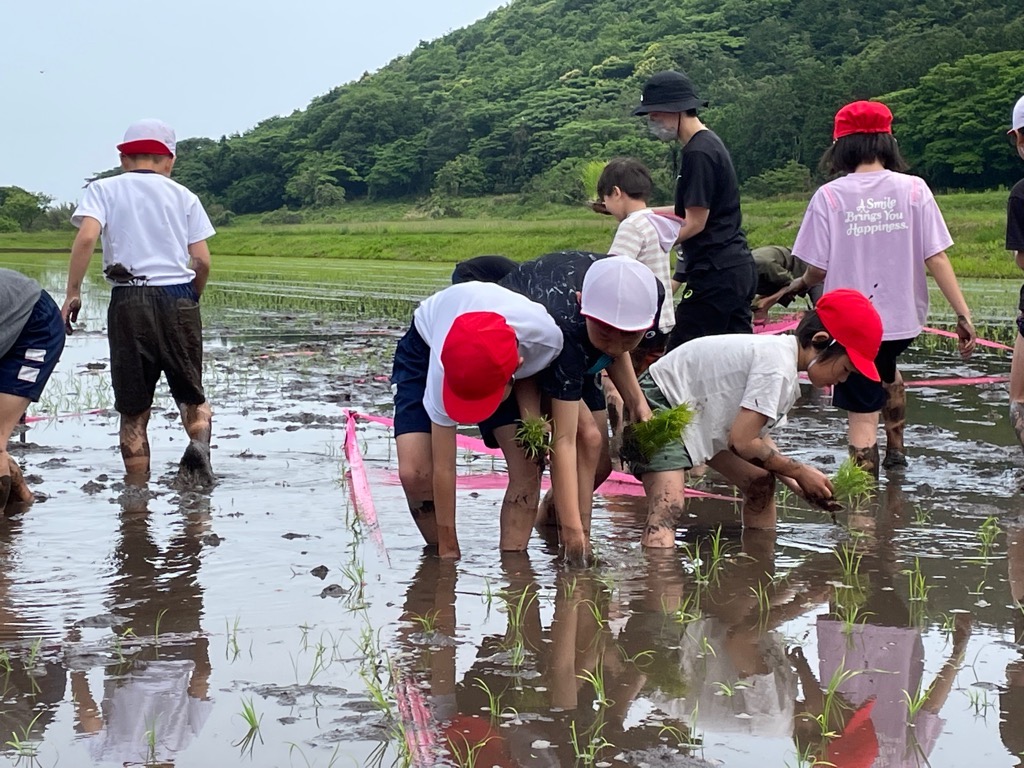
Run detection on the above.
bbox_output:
[63,120,216,486]
[392,281,564,559]
[628,289,881,547]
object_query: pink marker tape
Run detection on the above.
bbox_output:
[343,409,388,559]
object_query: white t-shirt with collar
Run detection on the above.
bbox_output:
[648,334,801,465]
[413,282,564,427]
[72,171,215,287]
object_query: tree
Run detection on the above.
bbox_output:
[285,152,358,207]
[433,155,487,197]
[0,186,51,231]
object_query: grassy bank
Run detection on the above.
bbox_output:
[2,190,1017,277]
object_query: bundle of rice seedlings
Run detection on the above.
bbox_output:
[620,403,694,466]
[831,458,876,508]
[580,160,606,204]
[515,416,552,462]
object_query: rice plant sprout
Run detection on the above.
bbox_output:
[514,416,552,464]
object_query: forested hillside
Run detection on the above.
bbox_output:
[161,0,1024,216]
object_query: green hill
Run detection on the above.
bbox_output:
[161,0,1024,216]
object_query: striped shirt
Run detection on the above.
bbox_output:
[608,209,675,333]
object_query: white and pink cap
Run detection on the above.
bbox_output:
[580,255,659,332]
[117,119,176,156]
[1010,95,1024,135]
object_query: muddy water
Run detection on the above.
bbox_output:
[1,256,1024,767]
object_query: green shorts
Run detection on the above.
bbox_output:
[629,371,694,478]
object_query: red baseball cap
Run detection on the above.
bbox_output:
[833,101,893,141]
[441,312,519,423]
[815,289,883,381]
[117,119,176,156]
[825,698,879,768]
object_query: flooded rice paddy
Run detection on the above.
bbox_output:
[2,254,1024,767]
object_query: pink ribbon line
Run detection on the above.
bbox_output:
[921,326,1013,351]
[350,411,738,502]
[393,669,439,765]
[23,408,109,424]
[343,409,388,559]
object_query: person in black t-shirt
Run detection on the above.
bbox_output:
[1007,95,1024,461]
[633,70,757,350]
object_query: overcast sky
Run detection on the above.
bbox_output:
[1,0,508,204]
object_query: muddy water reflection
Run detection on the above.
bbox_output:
[1,258,1024,766]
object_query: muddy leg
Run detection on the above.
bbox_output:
[178,402,215,487]
[640,470,685,548]
[119,410,152,478]
[0,394,32,508]
[396,432,439,546]
[882,370,907,469]
[494,424,542,551]
[1011,402,1024,459]
[849,444,880,479]
[847,411,880,478]
[707,452,778,529]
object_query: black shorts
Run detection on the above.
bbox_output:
[0,292,65,402]
[833,337,915,413]
[108,284,205,416]
[478,374,606,449]
[667,261,757,350]
[391,320,433,437]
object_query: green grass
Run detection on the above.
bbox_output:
[4,189,1019,276]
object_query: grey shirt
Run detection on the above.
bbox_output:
[0,269,43,358]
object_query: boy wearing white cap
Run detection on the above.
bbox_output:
[392,282,563,559]
[1007,95,1024,460]
[489,252,662,564]
[62,120,217,486]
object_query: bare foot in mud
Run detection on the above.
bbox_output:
[6,457,35,505]
[176,440,215,489]
[882,450,908,470]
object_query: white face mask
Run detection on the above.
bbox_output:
[647,117,678,141]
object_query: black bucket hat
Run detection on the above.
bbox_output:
[633,71,708,115]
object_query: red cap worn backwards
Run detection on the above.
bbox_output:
[441,312,519,424]
[117,118,176,156]
[833,101,893,141]
[815,289,883,381]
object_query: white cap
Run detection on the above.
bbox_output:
[117,119,176,156]
[1010,95,1024,134]
[580,255,659,332]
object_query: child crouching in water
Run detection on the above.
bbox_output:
[628,289,883,547]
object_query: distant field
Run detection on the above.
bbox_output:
[1,189,1018,277]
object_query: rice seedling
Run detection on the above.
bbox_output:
[287,742,343,768]
[905,558,931,603]
[153,608,169,647]
[976,516,1000,559]
[811,664,863,739]
[620,403,695,465]
[407,609,440,635]
[713,680,751,697]
[0,650,10,674]
[447,731,494,768]
[619,647,655,667]
[145,723,158,766]
[966,686,995,717]
[663,590,702,627]
[514,415,552,463]
[226,615,242,661]
[570,717,613,766]
[233,697,264,755]
[834,543,863,587]
[751,582,772,626]
[912,505,931,527]
[4,711,43,763]
[578,660,611,708]
[903,682,934,720]
[831,458,876,508]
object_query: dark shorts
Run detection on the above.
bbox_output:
[833,337,915,413]
[667,261,757,350]
[108,284,205,416]
[0,292,65,402]
[478,374,607,449]
[391,320,433,437]
[451,255,518,284]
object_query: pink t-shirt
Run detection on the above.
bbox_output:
[793,170,953,340]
